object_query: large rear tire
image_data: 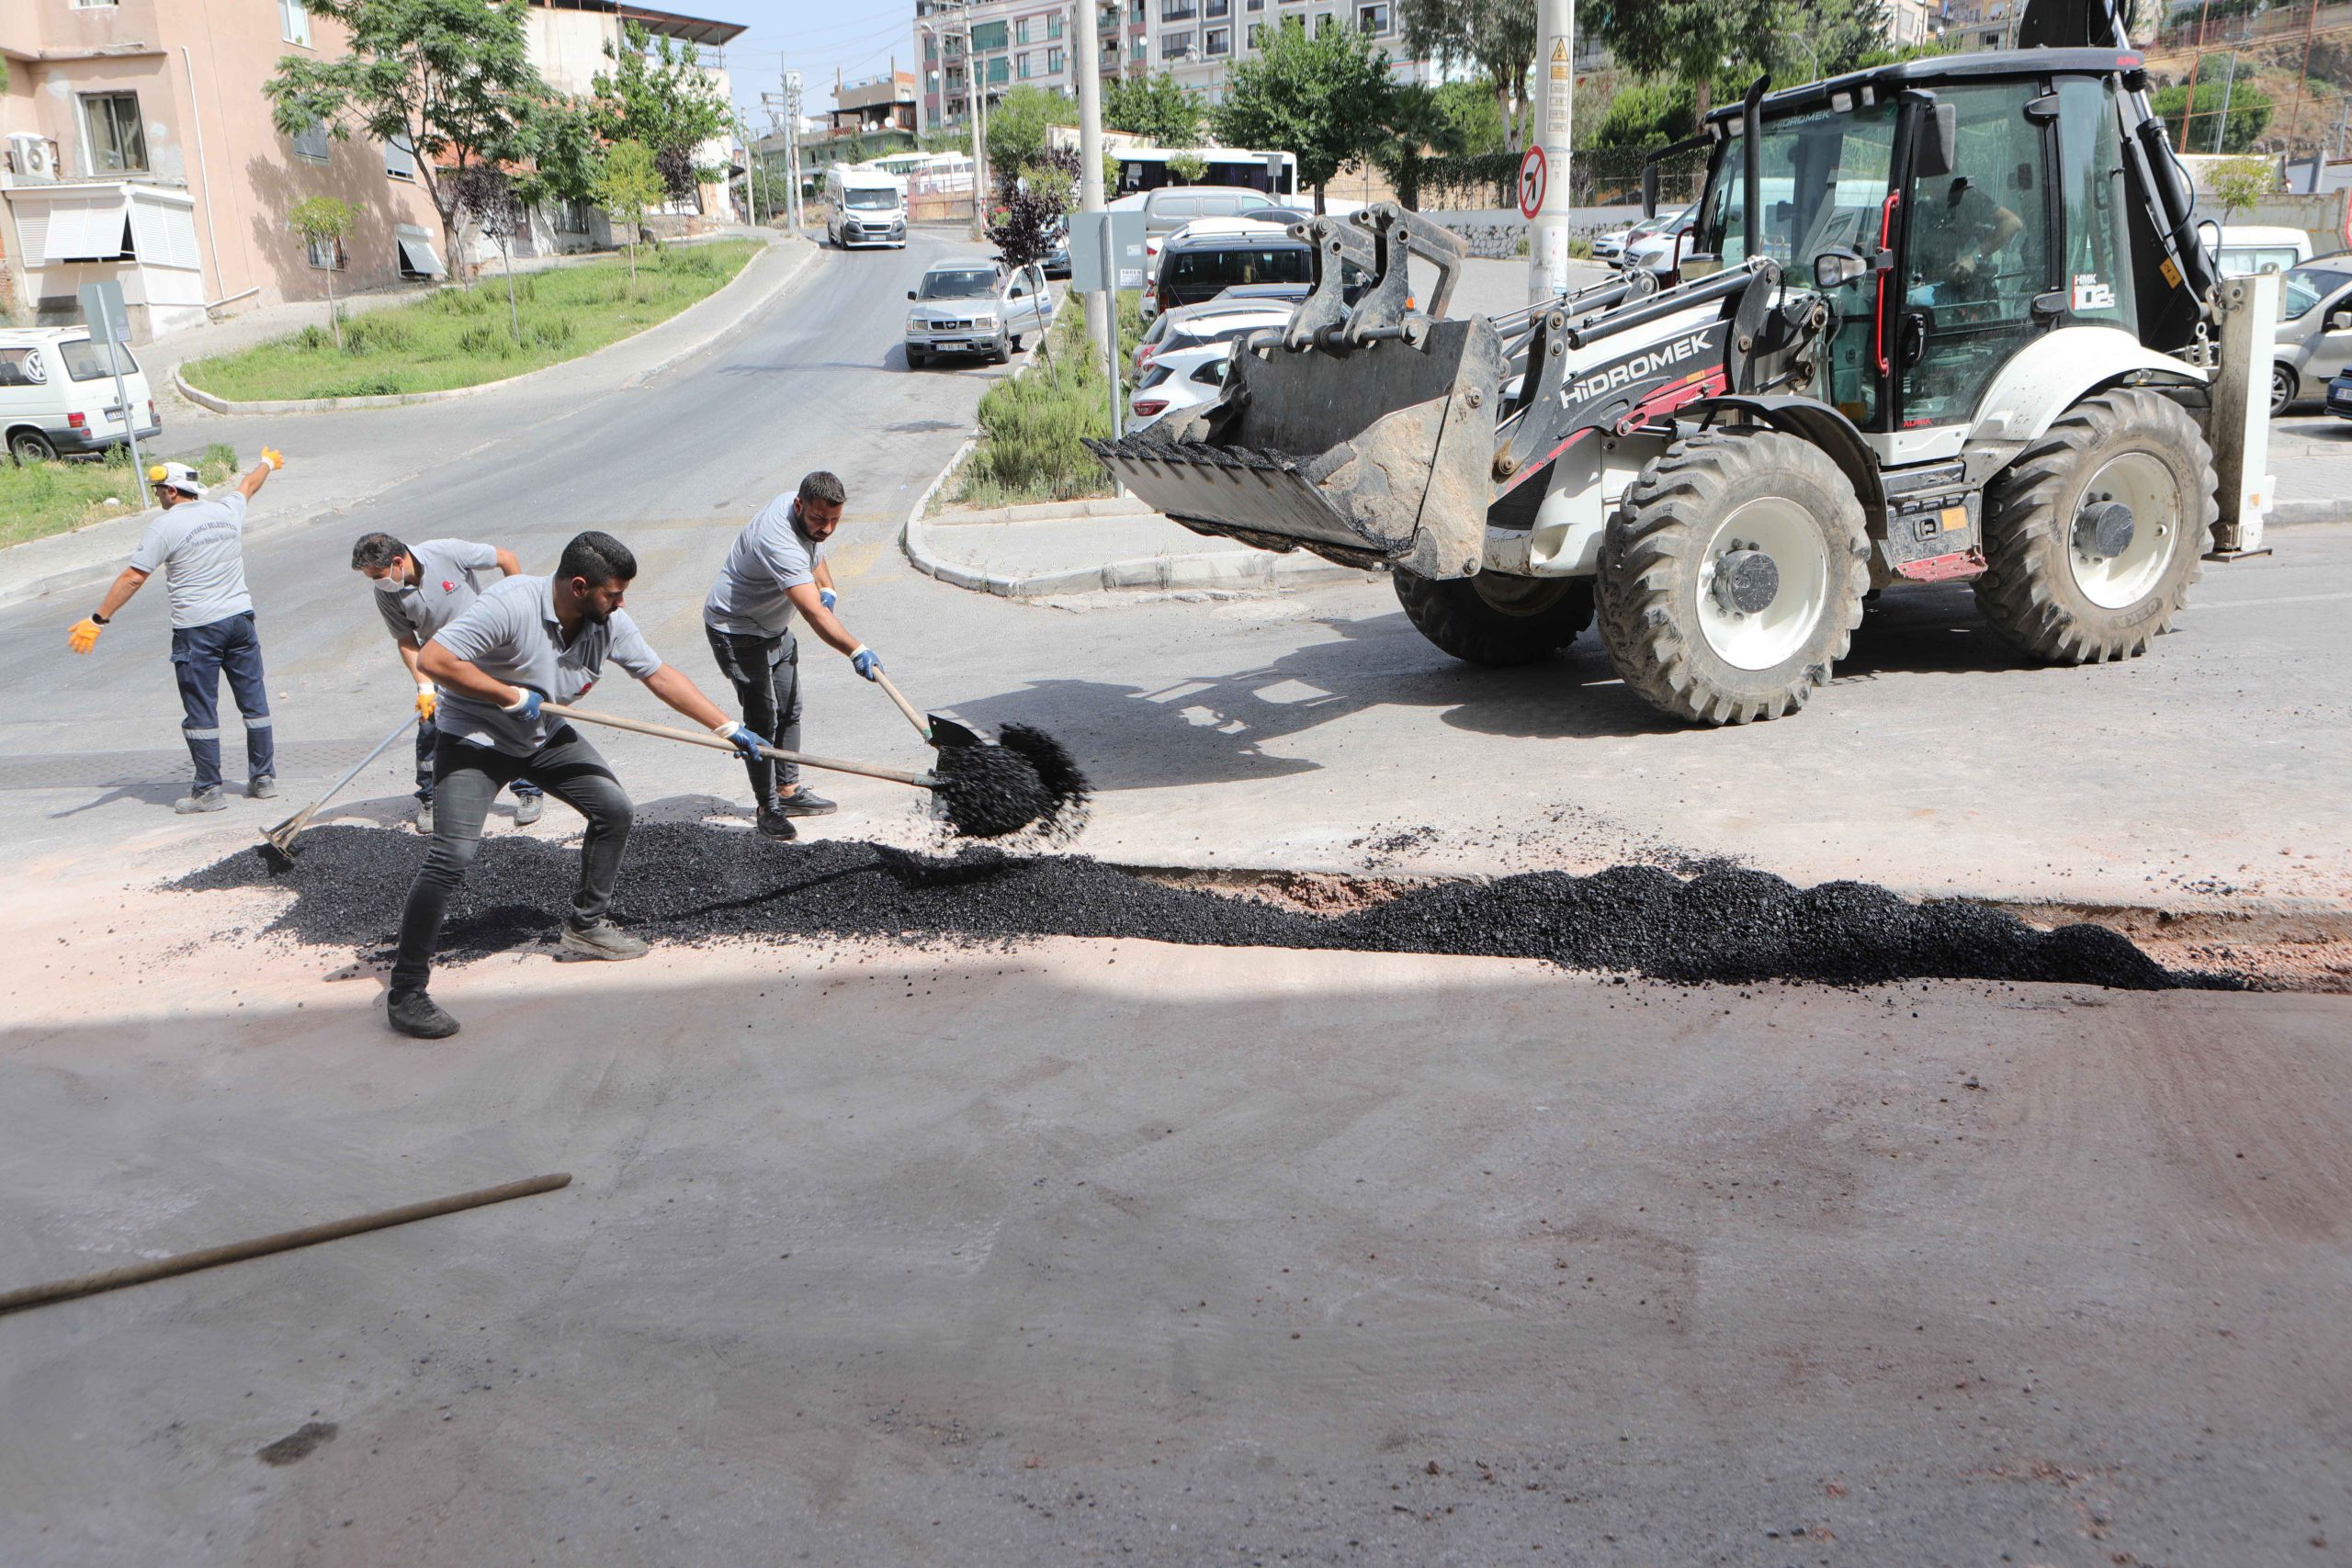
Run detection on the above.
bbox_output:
[1973,388,2211,664]
[1595,428,1870,725]
[1393,569,1594,666]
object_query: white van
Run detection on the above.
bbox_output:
[0,328,161,464]
[2214,224,2312,277]
[825,165,908,250]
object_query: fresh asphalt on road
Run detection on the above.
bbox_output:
[1,236,2347,1567]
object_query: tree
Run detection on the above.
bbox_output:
[2208,151,2280,218]
[1762,0,1888,84]
[595,141,665,282]
[1400,0,1536,151]
[266,0,548,279]
[1211,19,1398,212]
[286,197,355,348]
[451,165,528,339]
[1585,0,1773,129]
[591,20,732,204]
[1165,150,1210,184]
[1433,76,1507,157]
[2152,74,2274,154]
[1102,72,1203,147]
[986,85,1079,180]
[1367,85,1468,209]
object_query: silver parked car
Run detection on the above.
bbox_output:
[904,258,1056,368]
[2269,253,2352,412]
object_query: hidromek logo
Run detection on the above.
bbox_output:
[1560,330,1715,410]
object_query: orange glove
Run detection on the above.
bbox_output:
[415,684,437,721]
[261,446,285,471]
[68,617,104,655]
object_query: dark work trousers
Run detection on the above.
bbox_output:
[390,724,632,998]
[171,611,274,792]
[414,710,542,805]
[706,626,803,811]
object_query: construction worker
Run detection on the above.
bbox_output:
[702,470,883,840]
[389,529,766,1040]
[67,450,284,813]
[351,531,546,835]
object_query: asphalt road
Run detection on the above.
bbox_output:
[1,237,2347,1567]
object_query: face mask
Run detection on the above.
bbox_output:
[373,573,406,594]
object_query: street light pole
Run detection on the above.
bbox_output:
[1075,0,1118,436]
[1529,0,1575,302]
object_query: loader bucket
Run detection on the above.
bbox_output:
[1090,315,1506,581]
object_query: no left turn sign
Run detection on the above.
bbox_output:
[1518,145,1547,221]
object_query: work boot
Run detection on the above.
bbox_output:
[174,786,227,815]
[248,775,278,800]
[387,990,460,1039]
[560,917,649,962]
[755,807,799,841]
[513,794,544,827]
[773,788,837,817]
[415,800,435,834]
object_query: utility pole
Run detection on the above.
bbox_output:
[969,10,990,238]
[2215,50,2239,153]
[1075,0,1118,435]
[1529,0,1574,302]
[785,66,806,231]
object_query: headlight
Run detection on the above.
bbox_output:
[972,312,997,329]
[906,310,929,331]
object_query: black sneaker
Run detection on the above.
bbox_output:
[755,808,799,840]
[387,990,460,1039]
[773,788,837,817]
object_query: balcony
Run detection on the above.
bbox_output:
[1161,0,1196,18]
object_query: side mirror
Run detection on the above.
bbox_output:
[2330,309,2352,332]
[1916,102,1959,180]
[907,288,918,299]
[1641,160,1659,220]
[1814,247,1870,289]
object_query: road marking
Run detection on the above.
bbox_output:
[2190,592,2352,609]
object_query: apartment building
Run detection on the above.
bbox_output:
[914,0,1435,134]
[524,0,741,224]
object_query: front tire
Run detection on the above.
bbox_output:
[906,346,928,369]
[2271,362,2296,414]
[1595,428,1869,725]
[1973,388,2211,664]
[1393,570,1594,666]
[989,336,1012,365]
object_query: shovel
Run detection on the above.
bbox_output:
[543,703,939,791]
[870,670,987,750]
[258,714,421,872]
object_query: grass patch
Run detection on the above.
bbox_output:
[0,443,239,549]
[950,291,1146,510]
[183,242,759,402]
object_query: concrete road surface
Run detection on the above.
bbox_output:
[1,238,2347,1565]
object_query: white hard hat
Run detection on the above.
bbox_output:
[147,460,203,496]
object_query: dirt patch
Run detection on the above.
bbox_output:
[177,824,2209,991]
[255,1421,337,1467]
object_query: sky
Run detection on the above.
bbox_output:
[713,0,923,131]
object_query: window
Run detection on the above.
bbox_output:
[1017,51,1033,76]
[1356,1,1388,29]
[279,0,312,45]
[1164,28,1194,55]
[1247,0,1263,10]
[554,198,593,235]
[1204,26,1229,52]
[1048,9,1064,36]
[1015,16,1031,42]
[1162,0,1195,17]
[1315,11,1336,32]
[383,131,415,180]
[71,0,119,8]
[2284,264,2352,320]
[1248,21,1264,43]
[307,234,345,270]
[0,348,46,388]
[61,338,140,382]
[1048,46,1066,72]
[394,224,447,279]
[80,93,148,175]
[292,118,332,164]
[1205,0,1228,16]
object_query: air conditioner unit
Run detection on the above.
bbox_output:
[7,134,60,184]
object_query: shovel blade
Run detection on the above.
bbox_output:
[928,715,988,749]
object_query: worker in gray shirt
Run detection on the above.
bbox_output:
[389,529,766,1041]
[68,449,285,813]
[350,531,544,834]
[703,470,884,840]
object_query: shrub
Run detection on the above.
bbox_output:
[296,323,333,352]
[959,310,1120,502]
[455,323,513,358]
[344,312,415,355]
[528,316,577,348]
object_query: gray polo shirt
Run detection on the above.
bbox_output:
[375,537,503,646]
[130,491,253,630]
[430,574,663,756]
[703,493,824,638]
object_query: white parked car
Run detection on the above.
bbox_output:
[1136,286,1306,374]
[1129,341,1233,430]
[903,258,1055,367]
[1621,205,1699,279]
[0,327,161,464]
[2212,223,2311,277]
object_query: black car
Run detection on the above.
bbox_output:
[1148,233,1369,316]
[2330,367,2352,419]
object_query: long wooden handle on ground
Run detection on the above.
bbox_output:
[870,671,933,740]
[543,703,937,790]
[262,713,420,849]
[0,1173,571,1317]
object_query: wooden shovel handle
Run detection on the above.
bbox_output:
[869,670,933,740]
[543,703,937,790]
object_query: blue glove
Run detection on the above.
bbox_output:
[851,647,883,682]
[718,722,765,760]
[503,686,544,721]
[819,587,837,612]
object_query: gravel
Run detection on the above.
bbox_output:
[932,727,1091,841]
[178,824,2210,990]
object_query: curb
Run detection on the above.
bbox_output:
[905,490,1374,598]
[174,239,816,415]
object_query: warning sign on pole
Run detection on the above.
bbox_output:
[1518,145,1547,222]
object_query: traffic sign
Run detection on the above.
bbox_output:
[1518,145,1547,221]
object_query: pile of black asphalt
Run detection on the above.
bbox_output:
[933,725,1091,841]
[178,822,2219,991]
